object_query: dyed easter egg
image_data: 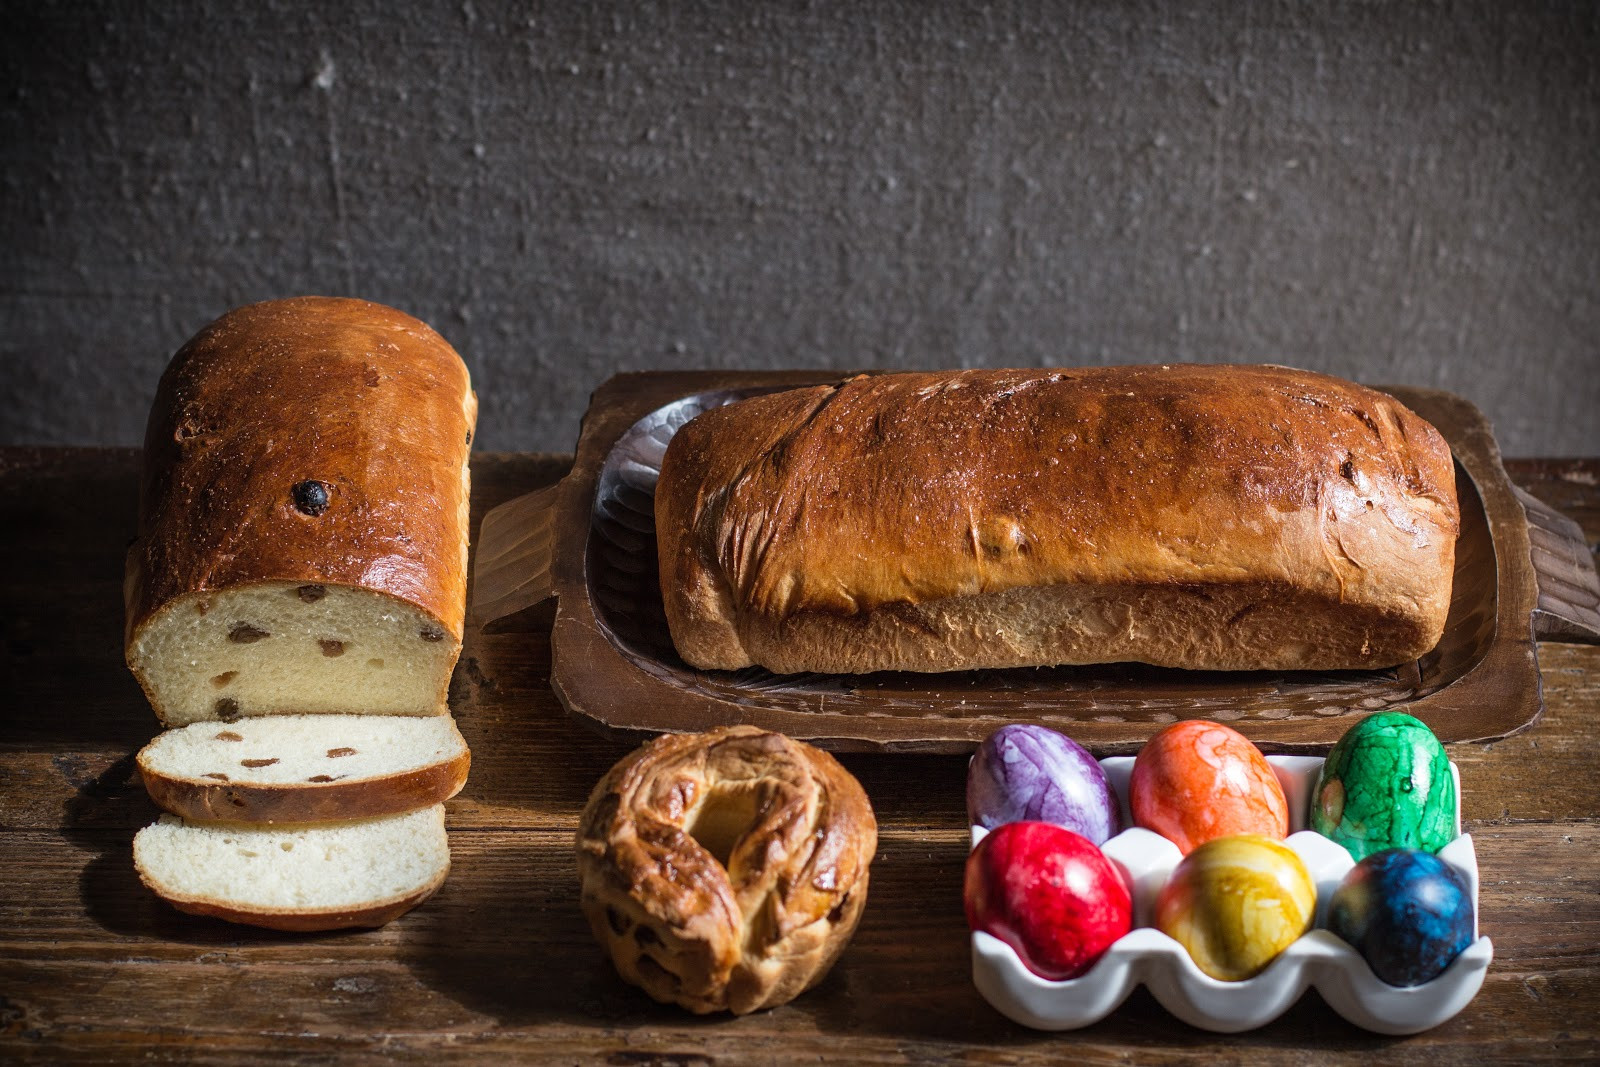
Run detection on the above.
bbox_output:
[1312,712,1455,861]
[1129,720,1289,854]
[964,821,1133,980]
[1329,848,1475,987]
[1155,833,1316,981]
[967,724,1120,844]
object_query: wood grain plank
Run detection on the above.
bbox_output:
[0,824,1595,1063]
[3,449,1598,1061]
[1504,459,1600,560]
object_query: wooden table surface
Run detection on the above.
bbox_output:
[2,448,1596,1065]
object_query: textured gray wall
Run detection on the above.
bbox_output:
[3,0,1597,454]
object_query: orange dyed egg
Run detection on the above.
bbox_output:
[1130,720,1289,854]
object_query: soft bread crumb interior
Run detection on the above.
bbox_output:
[139,715,465,785]
[134,806,448,910]
[130,583,457,725]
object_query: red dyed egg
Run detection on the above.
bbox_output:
[1130,720,1289,854]
[963,821,1133,981]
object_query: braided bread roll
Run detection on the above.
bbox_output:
[576,726,877,1014]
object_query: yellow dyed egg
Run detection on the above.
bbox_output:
[1155,834,1316,981]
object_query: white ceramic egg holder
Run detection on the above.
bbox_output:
[969,756,1493,1034]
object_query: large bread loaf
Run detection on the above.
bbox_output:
[125,297,476,725]
[655,365,1460,674]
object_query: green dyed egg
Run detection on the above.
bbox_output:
[1312,712,1456,861]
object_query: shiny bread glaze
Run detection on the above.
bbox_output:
[655,365,1459,673]
[125,296,477,648]
[576,725,877,1014]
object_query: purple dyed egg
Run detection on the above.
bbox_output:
[967,724,1120,844]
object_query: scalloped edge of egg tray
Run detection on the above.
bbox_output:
[969,755,1492,1035]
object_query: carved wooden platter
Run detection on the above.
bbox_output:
[474,371,1600,754]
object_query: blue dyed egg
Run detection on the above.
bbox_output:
[1328,848,1475,987]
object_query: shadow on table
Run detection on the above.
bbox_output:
[397,823,1412,1049]
[396,829,714,1029]
[62,753,160,936]
[0,449,151,749]
[62,753,361,947]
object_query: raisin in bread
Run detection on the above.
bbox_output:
[124,297,476,726]
[138,715,470,823]
[133,806,450,931]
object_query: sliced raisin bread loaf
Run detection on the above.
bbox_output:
[133,806,451,931]
[124,297,476,726]
[138,715,470,824]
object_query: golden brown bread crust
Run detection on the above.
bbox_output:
[124,296,477,706]
[145,872,448,932]
[656,365,1461,673]
[137,751,471,824]
[575,726,877,1014]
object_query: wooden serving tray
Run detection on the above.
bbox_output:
[474,371,1600,754]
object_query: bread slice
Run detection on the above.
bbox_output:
[138,715,470,823]
[133,806,450,931]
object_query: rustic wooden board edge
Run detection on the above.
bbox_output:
[1374,386,1545,746]
[1514,484,1600,644]
[474,372,1573,754]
